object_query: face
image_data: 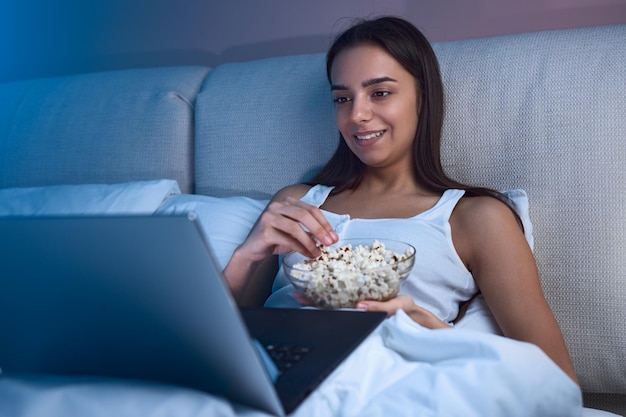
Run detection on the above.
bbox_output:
[330,44,419,170]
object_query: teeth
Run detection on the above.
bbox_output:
[356,131,384,140]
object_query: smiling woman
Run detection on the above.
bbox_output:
[222,16,580,389]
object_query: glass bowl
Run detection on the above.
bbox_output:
[282,239,415,309]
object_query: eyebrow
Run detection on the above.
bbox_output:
[331,76,398,91]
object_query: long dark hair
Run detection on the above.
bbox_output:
[309,16,520,222]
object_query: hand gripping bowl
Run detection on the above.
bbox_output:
[283,239,416,309]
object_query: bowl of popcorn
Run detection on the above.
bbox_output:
[283,239,416,309]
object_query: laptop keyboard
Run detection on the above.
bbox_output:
[263,343,311,373]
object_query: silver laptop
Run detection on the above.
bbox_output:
[0,215,385,416]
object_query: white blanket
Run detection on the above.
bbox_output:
[0,311,584,417]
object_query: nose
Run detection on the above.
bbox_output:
[351,96,372,123]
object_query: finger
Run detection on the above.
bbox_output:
[355,300,398,316]
[248,207,319,257]
[251,198,337,258]
[289,199,339,244]
[269,215,324,258]
[294,291,315,306]
[237,222,310,262]
[274,198,338,247]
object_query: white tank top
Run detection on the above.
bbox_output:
[265,185,477,322]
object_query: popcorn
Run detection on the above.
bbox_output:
[289,240,415,309]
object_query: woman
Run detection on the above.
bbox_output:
[223,16,578,384]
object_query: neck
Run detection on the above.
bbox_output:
[359,165,424,195]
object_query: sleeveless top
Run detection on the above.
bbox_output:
[264,185,478,322]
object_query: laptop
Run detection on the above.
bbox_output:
[0,215,385,416]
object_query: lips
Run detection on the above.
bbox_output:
[355,130,385,141]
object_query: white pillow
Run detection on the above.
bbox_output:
[504,189,534,251]
[0,180,180,216]
[154,194,269,271]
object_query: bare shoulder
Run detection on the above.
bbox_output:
[452,195,518,230]
[271,184,313,201]
[450,195,524,266]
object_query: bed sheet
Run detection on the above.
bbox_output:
[1,311,587,417]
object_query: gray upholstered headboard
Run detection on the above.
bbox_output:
[194,53,337,199]
[0,66,210,194]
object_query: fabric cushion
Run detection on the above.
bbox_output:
[195,54,337,198]
[0,179,180,216]
[155,194,269,270]
[0,66,210,193]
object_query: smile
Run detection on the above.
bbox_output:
[355,130,385,140]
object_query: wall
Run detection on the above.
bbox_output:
[1,0,625,83]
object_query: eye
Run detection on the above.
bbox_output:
[372,90,390,99]
[333,96,351,105]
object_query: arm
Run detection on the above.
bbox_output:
[223,184,338,304]
[235,255,278,307]
[450,196,579,384]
